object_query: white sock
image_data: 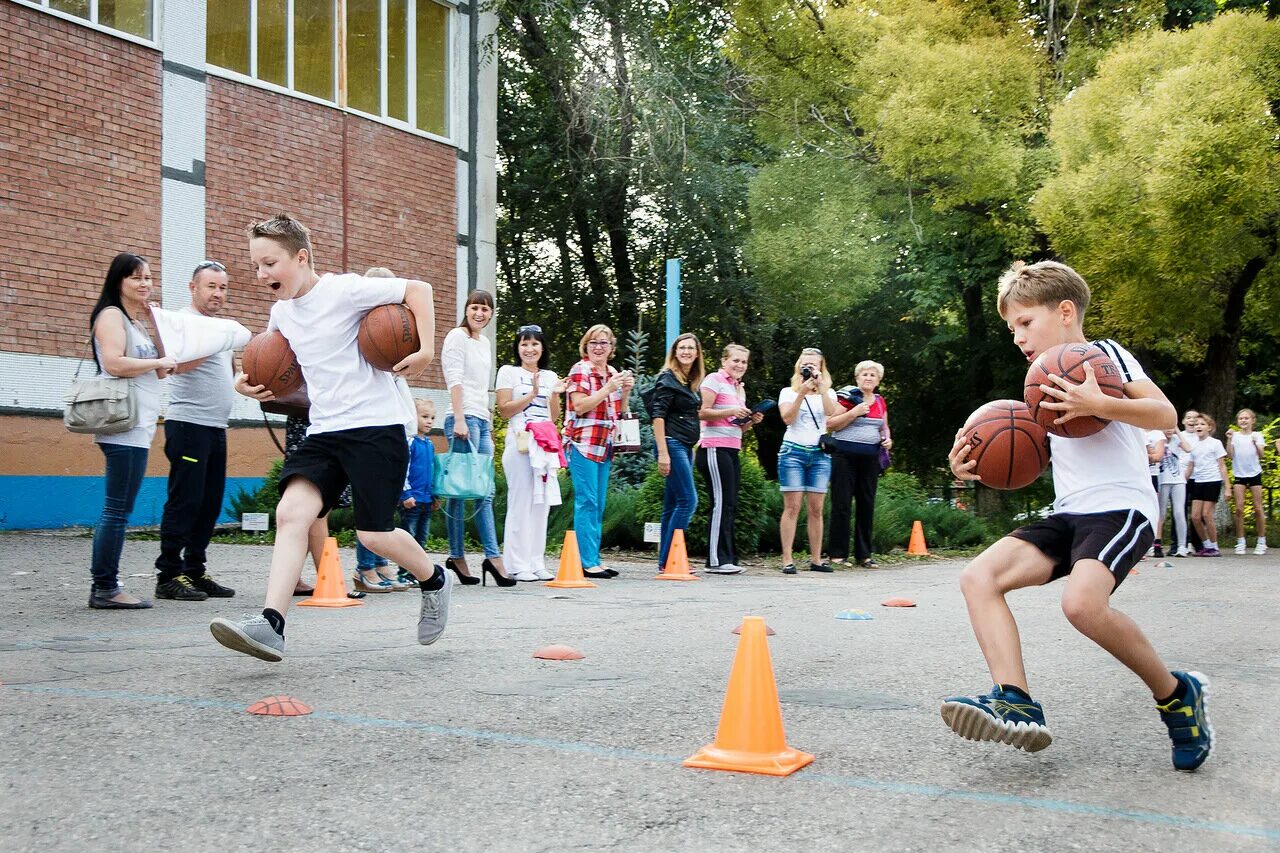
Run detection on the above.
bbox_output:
[1258,537,1267,545]
[1237,537,1246,545]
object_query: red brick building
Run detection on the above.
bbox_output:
[0,0,497,528]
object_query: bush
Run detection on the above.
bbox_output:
[634,451,773,557]
[229,457,284,521]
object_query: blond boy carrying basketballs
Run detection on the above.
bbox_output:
[209,213,452,662]
[943,260,1212,772]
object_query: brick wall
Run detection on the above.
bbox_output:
[205,78,457,389]
[0,3,163,359]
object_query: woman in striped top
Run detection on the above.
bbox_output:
[826,360,892,568]
[696,344,762,574]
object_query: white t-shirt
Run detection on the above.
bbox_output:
[1159,432,1187,486]
[778,387,836,447]
[495,365,557,433]
[1048,340,1158,524]
[268,272,409,435]
[1179,431,1200,480]
[440,327,494,421]
[1189,437,1227,483]
[1228,431,1265,478]
[1144,430,1164,476]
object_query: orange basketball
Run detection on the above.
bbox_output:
[961,400,1050,490]
[358,304,420,371]
[241,331,303,398]
[1024,343,1126,438]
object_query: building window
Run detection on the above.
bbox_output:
[206,0,450,138]
[32,0,154,39]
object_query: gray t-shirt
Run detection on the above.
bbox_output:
[165,307,236,429]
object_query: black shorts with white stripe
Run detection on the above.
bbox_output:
[1009,509,1154,590]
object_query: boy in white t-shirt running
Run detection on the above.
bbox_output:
[1226,408,1267,555]
[946,260,1211,772]
[209,214,451,662]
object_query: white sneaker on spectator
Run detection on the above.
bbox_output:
[1235,539,1247,555]
[706,564,743,574]
[1255,541,1268,556]
[1176,545,1192,557]
[513,571,539,582]
[534,568,555,581]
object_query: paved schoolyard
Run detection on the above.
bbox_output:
[2,532,1278,852]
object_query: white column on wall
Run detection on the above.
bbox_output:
[159,0,209,308]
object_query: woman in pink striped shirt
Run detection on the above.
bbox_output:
[695,344,763,574]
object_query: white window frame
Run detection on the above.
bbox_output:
[12,0,159,48]
[204,0,454,146]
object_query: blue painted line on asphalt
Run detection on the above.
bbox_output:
[1,621,215,651]
[9,684,1280,842]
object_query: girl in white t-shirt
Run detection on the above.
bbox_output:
[1227,408,1267,555]
[1158,429,1190,557]
[1185,415,1228,556]
[495,325,564,581]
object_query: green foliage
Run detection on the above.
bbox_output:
[1034,13,1280,351]
[229,458,284,520]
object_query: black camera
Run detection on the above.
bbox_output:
[800,365,815,381]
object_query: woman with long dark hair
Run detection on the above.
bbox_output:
[440,289,513,587]
[651,333,705,573]
[87,253,177,608]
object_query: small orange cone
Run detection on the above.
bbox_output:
[298,536,363,608]
[684,616,814,776]
[907,520,930,556]
[546,530,597,589]
[533,645,585,660]
[247,695,312,716]
[655,529,700,581]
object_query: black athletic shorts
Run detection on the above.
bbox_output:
[279,425,408,531]
[1232,473,1263,488]
[1189,480,1223,502]
[1010,509,1153,591]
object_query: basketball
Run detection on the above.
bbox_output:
[960,400,1050,490]
[241,330,303,398]
[1024,343,1126,438]
[358,304,420,371]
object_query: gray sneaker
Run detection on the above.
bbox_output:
[210,614,284,662]
[706,564,743,574]
[417,570,453,645]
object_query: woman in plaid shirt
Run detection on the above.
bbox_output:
[564,324,635,578]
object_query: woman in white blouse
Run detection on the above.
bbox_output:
[440,290,514,587]
[495,324,565,581]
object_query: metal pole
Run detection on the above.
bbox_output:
[665,258,680,351]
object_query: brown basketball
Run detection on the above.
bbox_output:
[358,304,420,371]
[961,400,1050,490]
[241,331,303,398]
[1024,342,1126,438]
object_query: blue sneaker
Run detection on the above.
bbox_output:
[941,685,1053,753]
[1157,671,1212,771]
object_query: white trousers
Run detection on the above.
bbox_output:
[502,443,550,575]
[1158,482,1187,550]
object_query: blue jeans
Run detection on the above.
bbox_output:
[397,503,433,570]
[442,414,500,559]
[91,443,149,592]
[658,439,698,570]
[356,539,388,570]
[568,444,612,569]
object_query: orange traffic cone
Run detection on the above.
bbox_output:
[655,529,700,581]
[546,530,597,589]
[684,616,814,776]
[907,520,930,556]
[297,536,363,608]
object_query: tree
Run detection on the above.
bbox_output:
[1033,12,1280,426]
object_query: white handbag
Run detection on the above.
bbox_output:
[613,414,641,454]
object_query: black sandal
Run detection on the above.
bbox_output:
[781,563,797,575]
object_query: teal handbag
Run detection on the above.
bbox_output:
[433,435,495,500]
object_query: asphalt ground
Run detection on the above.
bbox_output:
[2,532,1278,852]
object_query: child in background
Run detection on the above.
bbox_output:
[397,398,440,584]
[1226,408,1267,555]
[1144,430,1166,556]
[1185,414,1228,557]
[1158,428,1190,558]
[1180,410,1203,553]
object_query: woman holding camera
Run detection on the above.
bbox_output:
[776,348,839,574]
[697,344,763,574]
[826,360,892,568]
[564,324,634,578]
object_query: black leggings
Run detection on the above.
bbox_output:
[695,446,740,567]
[829,450,880,562]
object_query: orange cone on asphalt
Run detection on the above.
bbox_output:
[298,536,363,608]
[907,520,930,556]
[655,529,700,581]
[546,530,597,589]
[684,616,814,776]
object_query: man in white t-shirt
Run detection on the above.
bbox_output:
[209,214,450,663]
[946,260,1210,773]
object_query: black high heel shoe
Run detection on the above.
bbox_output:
[481,558,517,588]
[445,556,480,586]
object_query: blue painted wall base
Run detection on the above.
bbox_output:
[0,476,266,531]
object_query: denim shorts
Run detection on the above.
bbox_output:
[777,442,831,493]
